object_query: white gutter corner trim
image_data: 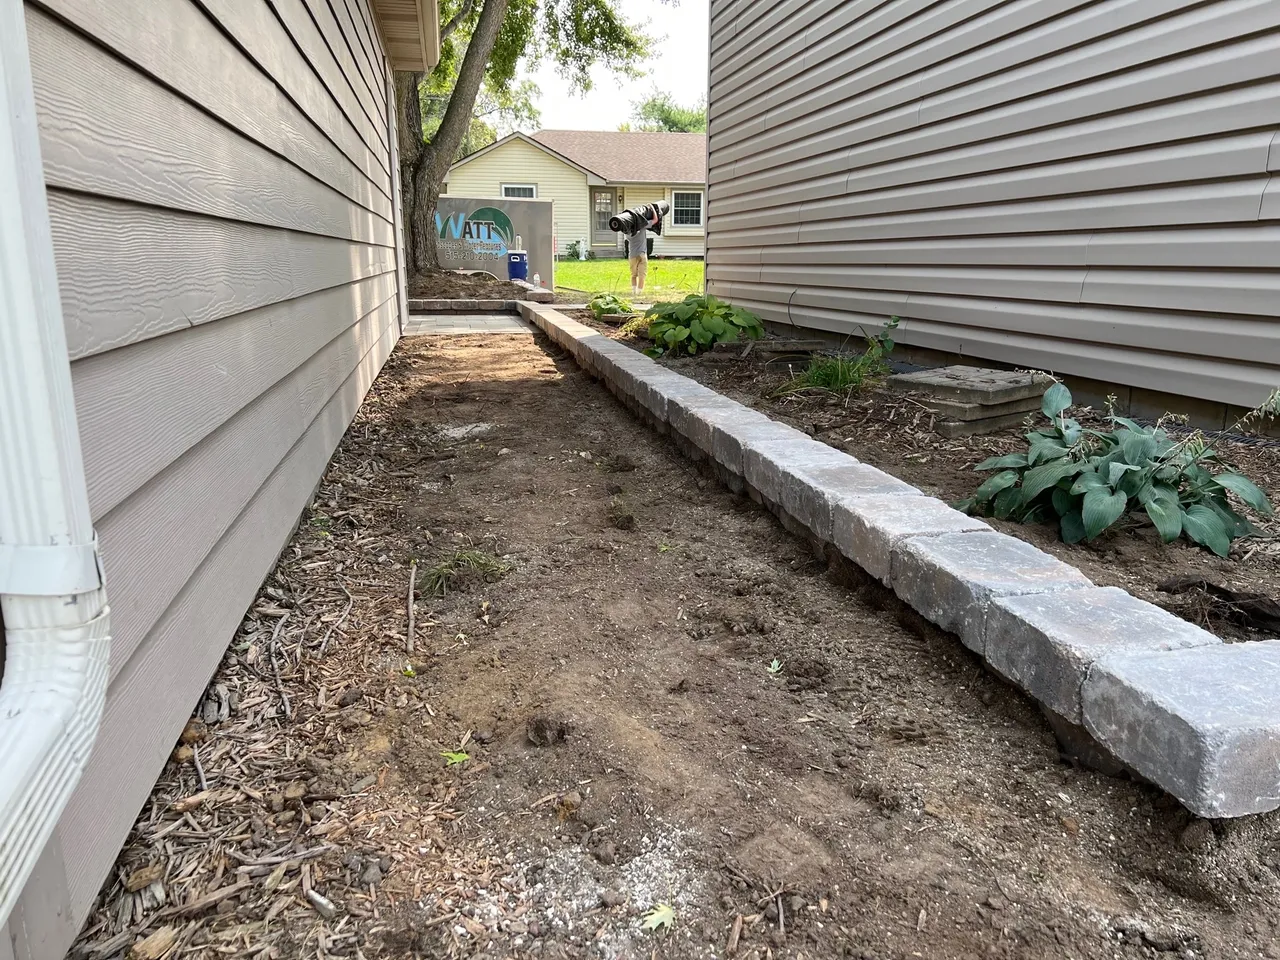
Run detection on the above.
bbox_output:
[0,0,113,930]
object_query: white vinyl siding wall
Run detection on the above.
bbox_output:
[5,2,405,956]
[705,0,1280,410]
[445,138,587,255]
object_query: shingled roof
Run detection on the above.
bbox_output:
[530,130,706,184]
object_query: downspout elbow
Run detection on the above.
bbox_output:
[0,555,111,929]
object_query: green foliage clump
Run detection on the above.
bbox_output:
[644,294,763,357]
[960,384,1278,556]
[619,314,651,338]
[778,318,898,395]
[422,550,510,596]
[589,292,633,320]
[623,89,707,132]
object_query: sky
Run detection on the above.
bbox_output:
[519,0,709,132]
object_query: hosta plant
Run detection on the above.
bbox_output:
[958,384,1277,556]
[644,294,764,357]
[588,292,632,320]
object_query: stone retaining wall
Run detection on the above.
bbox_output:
[517,302,1280,819]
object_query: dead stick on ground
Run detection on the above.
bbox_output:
[406,560,417,654]
[269,611,292,719]
[727,914,743,954]
[316,585,353,659]
[192,743,208,792]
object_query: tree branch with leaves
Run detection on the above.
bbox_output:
[396,0,667,274]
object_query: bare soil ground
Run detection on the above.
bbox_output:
[570,313,1280,643]
[74,332,1280,960]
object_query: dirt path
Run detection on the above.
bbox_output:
[569,312,1280,643]
[76,332,1280,960]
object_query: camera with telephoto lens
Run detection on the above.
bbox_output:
[609,200,670,236]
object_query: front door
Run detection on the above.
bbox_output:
[592,188,617,248]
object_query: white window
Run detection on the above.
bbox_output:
[672,190,703,226]
[502,183,537,198]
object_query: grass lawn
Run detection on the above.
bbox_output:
[555,258,704,301]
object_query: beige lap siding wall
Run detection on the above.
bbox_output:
[4,1,409,957]
[705,0,1280,415]
[443,137,589,257]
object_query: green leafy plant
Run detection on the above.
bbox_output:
[589,292,633,320]
[767,658,783,675]
[644,294,764,357]
[566,239,583,261]
[441,751,470,767]
[778,317,899,395]
[960,384,1278,556]
[640,902,675,931]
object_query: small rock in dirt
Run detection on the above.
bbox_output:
[1181,819,1215,851]
[788,895,807,914]
[473,729,495,744]
[526,714,569,746]
[338,688,364,708]
[179,719,209,744]
[592,841,617,865]
[171,744,194,764]
[304,756,331,776]
[268,793,285,813]
[764,901,779,922]
[556,791,583,822]
[606,483,624,496]
[667,678,689,694]
[276,810,297,824]
[283,781,307,802]
[986,895,1006,912]
[601,889,625,908]
[359,861,384,887]
[528,920,542,938]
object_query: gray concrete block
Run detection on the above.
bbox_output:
[891,531,1092,652]
[668,393,769,456]
[741,438,853,534]
[712,419,810,478]
[781,460,920,542]
[987,587,1221,724]
[1082,641,1280,817]
[833,495,988,584]
[631,369,709,426]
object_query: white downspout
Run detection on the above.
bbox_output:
[0,0,111,931]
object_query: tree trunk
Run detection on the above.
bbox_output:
[394,71,426,272]
[413,0,510,272]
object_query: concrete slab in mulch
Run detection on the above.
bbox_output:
[515,303,1280,820]
[887,365,1053,405]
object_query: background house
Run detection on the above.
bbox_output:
[444,130,707,259]
[1,2,434,957]
[704,0,1280,424]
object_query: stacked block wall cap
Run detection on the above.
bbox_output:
[834,495,989,585]
[408,298,518,313]
[986,587,1222,725]
[1083,641,1280,818]
[891,531,1093,652]
[517,304,1277,819]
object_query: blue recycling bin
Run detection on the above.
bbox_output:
[507,250,529,281]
